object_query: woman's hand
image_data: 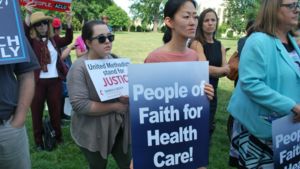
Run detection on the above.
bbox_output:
[65,10,73,28]
[204,83,214,100]
[114,101,129,114]
[292,104,300,122]
[24,2,36,26]
[24,1,35,15]
[119,96,129,104]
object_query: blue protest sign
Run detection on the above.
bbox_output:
[272,114,300,169]
[0,1,29,65]
[129,61,210,169]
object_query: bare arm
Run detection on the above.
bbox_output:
[208,44,230,78]
[76,48,87,58]
[190,41,207,61]
[191,41,229,77]
[61,44,75,60]
[11,71,35,128]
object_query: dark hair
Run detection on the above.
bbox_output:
[81,20,105,50]
[245,20,255,37]
[163,0,197,43]
[194,8,219,45]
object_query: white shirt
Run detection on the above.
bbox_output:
[39,40,59,78]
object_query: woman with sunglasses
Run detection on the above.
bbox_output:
[24,2,73,150]
[227,0,300,168]
[67,20,131,169]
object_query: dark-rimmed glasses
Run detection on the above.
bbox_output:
[90,34,115,43]
[281,2,300,11]
[34,20,49,27]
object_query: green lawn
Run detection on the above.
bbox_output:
[27,32,237,169]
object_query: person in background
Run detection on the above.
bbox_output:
[227,0,300,168]
[24,2,73,150]
[0,39,39,169]
[75,35,87,58]
[143,0,214,168]
[101,15,113,32]
[67,20,131,169]
[190,8,230,136]
[52,17,74,122]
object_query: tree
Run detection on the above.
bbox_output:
[72,0,113,25]
[225,0,260,33]
[103,5,131,31]
[130,0,162,32]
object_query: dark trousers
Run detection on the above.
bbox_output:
[80,129,131,169]
[31,78,62,146]
[209,89,218,136]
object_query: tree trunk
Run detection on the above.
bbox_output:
[153,15,159,32]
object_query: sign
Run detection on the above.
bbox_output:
[0,0,29,65]
[272,114,300,169]
[19,0,72,12]
[129,62,210,169]
[85,58,130,101]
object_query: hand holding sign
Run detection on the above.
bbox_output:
[292,104,300,122]
[65,10,73,28]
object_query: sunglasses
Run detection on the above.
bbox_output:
[90,34,115,43]
[34,20,49,27]
[281,2,300,11]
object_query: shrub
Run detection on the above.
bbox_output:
[130,25,136,32]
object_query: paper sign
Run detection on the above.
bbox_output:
[272,114,300,169]
[129,61,210,169]
[0,0,29,65]
[19,0,72,12]
[85,58,130,101]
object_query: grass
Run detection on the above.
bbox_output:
[27,32,237,169]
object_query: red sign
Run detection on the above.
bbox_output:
[19,0,72,12]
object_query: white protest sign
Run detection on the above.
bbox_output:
[85,58,130,101]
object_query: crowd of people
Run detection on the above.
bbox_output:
[1,0,300,169]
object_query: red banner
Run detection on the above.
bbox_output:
[19,0,72,12]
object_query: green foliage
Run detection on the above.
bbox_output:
[103,5,131,31]
[71,0,113,23]
[130,25,136,32]
[227,30,234,38]
[225,0,260,33]
[130,0,162,32]
[136,25,143,32]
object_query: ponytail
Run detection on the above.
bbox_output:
[163,27,172,44]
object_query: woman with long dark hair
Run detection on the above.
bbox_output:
[190,8,230,136]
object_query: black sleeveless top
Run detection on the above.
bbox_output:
[203,40,222,89]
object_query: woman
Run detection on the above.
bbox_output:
[24,2,73,150]
[67,20,131,169]
[190,8,230,136]
[227,0,300,168]
[144,0,214,168]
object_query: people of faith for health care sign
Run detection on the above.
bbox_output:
[129,61,210,169]
[272,114,300,169]
[85,58,130,102]
[0,0,29,65]
[19,0,72,12]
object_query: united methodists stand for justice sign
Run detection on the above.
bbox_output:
[129,61,210,169]
[272,114,300,169]
[85,58,130,101]
[0,1,29,65]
